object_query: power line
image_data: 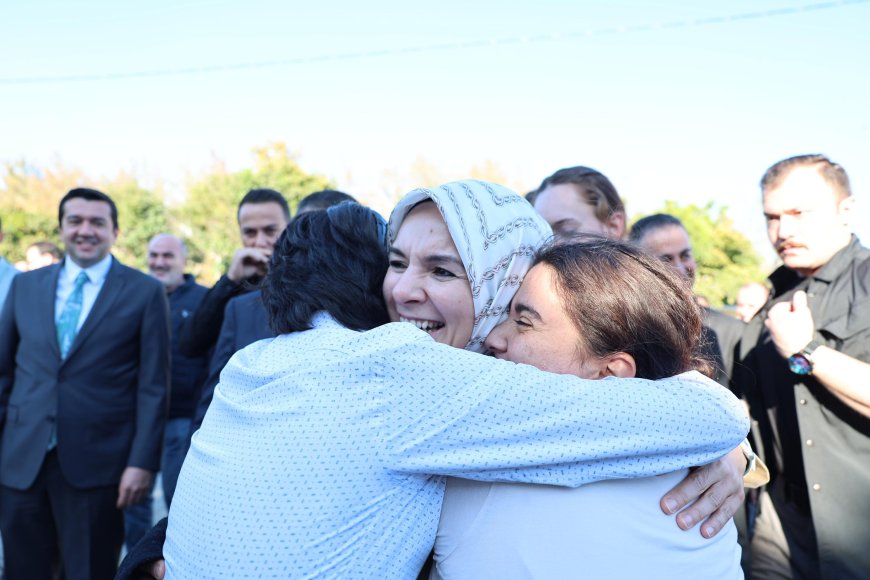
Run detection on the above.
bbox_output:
[1,0,867,85]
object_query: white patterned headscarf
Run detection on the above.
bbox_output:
[388,180,553,353]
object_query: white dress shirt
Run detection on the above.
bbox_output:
[54,254,113,332]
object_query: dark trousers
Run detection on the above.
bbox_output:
[0,450,123,580]
[750,481,821,580]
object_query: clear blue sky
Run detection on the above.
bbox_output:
[2,0,869,262]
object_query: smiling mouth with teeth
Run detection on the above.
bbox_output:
[400,316,445,332]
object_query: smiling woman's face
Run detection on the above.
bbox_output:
[382,201,475,349]
[484,263,595,378]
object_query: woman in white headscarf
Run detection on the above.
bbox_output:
[385,180,761,578]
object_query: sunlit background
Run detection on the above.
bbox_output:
[3,0,869,267]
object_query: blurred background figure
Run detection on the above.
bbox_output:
[25,241,63,271]
[122,234,210,552]
[177,188,291,359]
[735,281,769,322]
[0,216,19,308]
[532,166,626,240]
[628,213,744,386]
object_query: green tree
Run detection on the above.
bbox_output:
[178,143,332,283]
[1,160,84,263]
[631,201,765,307]
[104,175,170,271]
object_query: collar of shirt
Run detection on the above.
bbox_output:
[810,235,862,284]
[310,311,344,330]
[62,253,113,286]
[768,236,862,296]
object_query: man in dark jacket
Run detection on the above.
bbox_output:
[176,189,290,359]
[192,190,359,426]
[123,234,210,551]
[737,154,870,579]
[145,234,209,504]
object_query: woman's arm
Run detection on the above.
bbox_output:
[382,337,749,486]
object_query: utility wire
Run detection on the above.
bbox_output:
[1,0,867,85]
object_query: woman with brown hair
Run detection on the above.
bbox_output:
[432,239,747,578]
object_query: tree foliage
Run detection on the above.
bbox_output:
[630,201,765,307]
[1,143,331,282]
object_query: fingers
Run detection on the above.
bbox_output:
[117,481,148,508]
[700,491,744,538]
[674,478,740,532]
[228,248,270,281]
[792,290,808,311]
[149,559,166,580]
[660,465,710,515]
[672,467,745,538]
[117,484,133,509]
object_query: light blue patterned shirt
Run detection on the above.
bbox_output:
[165,313,748,579]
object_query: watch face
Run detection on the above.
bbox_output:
[788,353,813,375]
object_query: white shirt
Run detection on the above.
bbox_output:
[433,474,743,579]
[164,313,748,579]
[54,254,112,332]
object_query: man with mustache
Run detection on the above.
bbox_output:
[736,155,870,579]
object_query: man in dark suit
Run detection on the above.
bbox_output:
[0,188,170,580]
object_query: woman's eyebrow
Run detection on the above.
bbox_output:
[514,301,542,321]
[422,254,465,268]
[388,247,406,258]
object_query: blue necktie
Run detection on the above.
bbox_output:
[57,271,89,359]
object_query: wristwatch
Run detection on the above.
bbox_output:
[788,340,821,375]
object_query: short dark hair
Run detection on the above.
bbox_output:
[535,239,713,379]
[760,154,851,200]
[58,188,119,230]
[28,241,63,260]
[297,190,357,214]
[536,166,625,223]
[627,213,685,244]
[261,202,390,334]
[524,189,540,205]
[237,188,291,222]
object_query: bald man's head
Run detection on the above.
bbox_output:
[147,233,188,292]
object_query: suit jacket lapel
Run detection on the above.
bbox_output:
[40,264,63,360]
[63,257,125,363]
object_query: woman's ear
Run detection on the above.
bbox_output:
[598,352,636,378]
[606,211,627,239]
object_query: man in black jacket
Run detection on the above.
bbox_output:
[177,188,291,358]
[737,154,870,579]
[192,190,358,426]
[123,234,211,551]
[145,234,209,504]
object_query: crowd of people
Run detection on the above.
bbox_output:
[0,153,867,579]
